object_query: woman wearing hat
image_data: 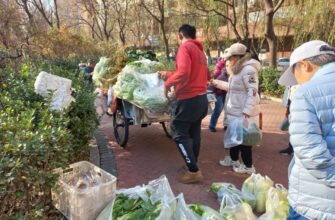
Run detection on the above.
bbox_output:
[210,43,261,174]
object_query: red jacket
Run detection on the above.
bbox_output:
[165,40,208,101]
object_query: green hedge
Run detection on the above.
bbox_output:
[0,61,98,219]
[259,67,286,98]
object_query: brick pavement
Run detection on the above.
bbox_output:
[99,100,292,210]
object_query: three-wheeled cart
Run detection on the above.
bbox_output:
[111,96,172,147]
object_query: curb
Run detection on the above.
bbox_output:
[93,128,118,177]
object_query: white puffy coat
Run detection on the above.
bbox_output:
[213,53,261,125]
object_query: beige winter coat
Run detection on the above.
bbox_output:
[213,53,261,125]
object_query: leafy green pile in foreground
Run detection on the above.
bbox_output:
[112,193,162,220]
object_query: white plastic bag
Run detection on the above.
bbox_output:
[220,193,256,220]
[97,175,175,220]
[224,118,243,148]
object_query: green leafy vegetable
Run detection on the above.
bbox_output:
[112,194,162,220]
[189,204,205,217]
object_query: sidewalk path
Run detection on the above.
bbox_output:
[99,100,291,209]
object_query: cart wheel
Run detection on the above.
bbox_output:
[161,122,172,138]
[113,108,129,147]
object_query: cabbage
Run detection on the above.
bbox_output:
[258,185,289,220]
[241,174,273,213]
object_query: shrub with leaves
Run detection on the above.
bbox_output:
[0,60,98,219]
[259,68,285,98]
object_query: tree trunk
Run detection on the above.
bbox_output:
[206,48,212,64]
[54,0,60,29]
[161,23,169,60]
[264,0,285,67]
[265,9,277,67]
[120,30,126,46]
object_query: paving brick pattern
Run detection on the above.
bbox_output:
[99,100,292,209]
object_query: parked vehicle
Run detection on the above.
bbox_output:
[277,57,290,72]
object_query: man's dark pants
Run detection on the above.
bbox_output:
[171,94,208,172]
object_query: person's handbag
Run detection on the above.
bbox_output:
[280,118,289,131]
[242,119,262,146]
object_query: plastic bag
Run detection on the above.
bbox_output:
[173,194,200,220]
[174,194,222,220]
[220,193,256,220]
[224,118,243,148]
[97,175,175,220]
[133,86,168,112]
[258,184,289,220]
[93,57,111,87]
[242,119,262,146]
[113,71,142,101]
[209,183,256,209]
[241,174,273,213]
[137,72,162,88]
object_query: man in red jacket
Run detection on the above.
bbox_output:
[159,24,208,184]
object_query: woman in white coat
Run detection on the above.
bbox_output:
[210,43,261,174]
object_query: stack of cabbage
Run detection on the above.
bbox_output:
[114,59,168,112]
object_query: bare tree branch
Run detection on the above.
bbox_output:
[53,0,60,29]
[274,0,285,13]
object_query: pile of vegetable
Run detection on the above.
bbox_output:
[114,59,168,112]
[126,50,158,63]
[96,174,289,220]
[92,49,128,89]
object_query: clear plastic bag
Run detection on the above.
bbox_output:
[173,194,200,220]
[220,193,256,220]
[224,118,243,148]
[173,194,222,220]
[133,86,168,112]
[97,175,175,220]
[209,183,256,209]
[113,71,142,101]
[241,174,274,213]
[258,184,289,220]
